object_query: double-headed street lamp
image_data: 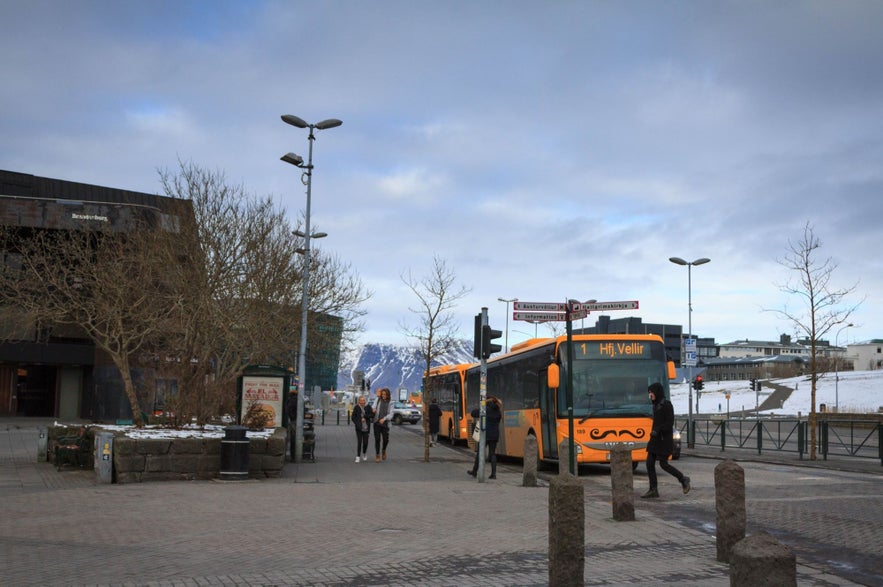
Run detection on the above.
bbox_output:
[835,322,853,413]
[497,297,517,352]
[281,114,341,463]
[669,256,711,449]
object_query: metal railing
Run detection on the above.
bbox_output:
[678,417,882,465]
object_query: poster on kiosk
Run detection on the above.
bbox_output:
[237,365,290,429]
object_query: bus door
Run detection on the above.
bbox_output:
[452,384,462,440]
[539,369,558,460]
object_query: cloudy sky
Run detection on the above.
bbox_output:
[2,1,880,349]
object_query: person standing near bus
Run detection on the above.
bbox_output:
[351,395,374,463]
[641,382,690,498]
[373,388,393,462]
[468,396,502,479]
[428,397,441,446]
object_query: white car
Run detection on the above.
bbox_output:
[390,402,422,425]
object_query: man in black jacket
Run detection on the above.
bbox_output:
[641,382,691,498]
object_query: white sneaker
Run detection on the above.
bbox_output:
[362,454,367,462]
[355,456,360,463]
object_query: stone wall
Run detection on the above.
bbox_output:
[48,426,287,483]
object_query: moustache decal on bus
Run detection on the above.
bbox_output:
[590,429,646,440]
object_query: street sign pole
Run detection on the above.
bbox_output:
[565,300,576,475]
[478,307,488,483]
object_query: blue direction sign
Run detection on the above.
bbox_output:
[684,338,697,367]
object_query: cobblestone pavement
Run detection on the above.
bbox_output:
[1,417,877,586]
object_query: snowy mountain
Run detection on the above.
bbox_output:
[337,340,476,393]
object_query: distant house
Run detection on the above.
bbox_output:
[849,340,883,371]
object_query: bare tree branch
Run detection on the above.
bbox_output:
[763,221,864,459]
[400,255,471,462]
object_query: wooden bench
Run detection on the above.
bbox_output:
[54,428,88,471]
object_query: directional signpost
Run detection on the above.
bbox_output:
[512,299,639,474]
[513,300,638,323]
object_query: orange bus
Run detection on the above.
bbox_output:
[464,334,676,466]
[425,363,476,444]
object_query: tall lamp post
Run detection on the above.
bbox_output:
[669,256,711,449]
[281,114,341,462]
[498,297,517,352]
[834,322,853,413]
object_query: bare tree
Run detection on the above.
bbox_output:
[766,222,863,459]
[158,161,370,424]
[400,255,471,462]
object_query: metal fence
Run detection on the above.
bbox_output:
[677,417,883,465]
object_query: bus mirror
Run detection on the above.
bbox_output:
[667,361,677,380]
[547,364,560,388]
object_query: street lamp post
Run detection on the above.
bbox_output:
[281,114,341,463]
[835,322,853,413]
[669,256,711,449]
[497,297,517,352]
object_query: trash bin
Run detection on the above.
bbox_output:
[220,425,249,480]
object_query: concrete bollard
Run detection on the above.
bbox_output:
[609,445,635,521]
[715,459,746,563]
[558,439,573,476]
[523,435,538,487]
[729,531,796,586]
[548,475,584,586]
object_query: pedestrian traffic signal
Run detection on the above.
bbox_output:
[481,324,503,359]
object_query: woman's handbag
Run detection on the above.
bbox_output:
[472,422,481,442]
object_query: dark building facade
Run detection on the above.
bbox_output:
[576,315,716,364]
[0,169,187,420]
[1,169,341,420]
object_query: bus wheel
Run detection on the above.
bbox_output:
[632,461,640,472]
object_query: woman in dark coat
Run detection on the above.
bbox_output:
[428,398,442,446]
[641,382,690,498]
[468,396,502,479]
[350,395,374,463]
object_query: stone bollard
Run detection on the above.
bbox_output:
[558,439,573,476]
[715,460,746,563]
[523,435,538,487]
[729,532,797,586]
[609,445,635,521]
[548,475,584,586]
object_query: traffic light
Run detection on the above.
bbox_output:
[749,378,756,391]
[473,314,482,359]
[481,324,503,359]
[755,380,762,392]
[696,375,704,391]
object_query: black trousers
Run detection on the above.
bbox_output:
[373,423,389,454]
[646,451,684,489]
[471,440,498,475]
[355,428,370,456]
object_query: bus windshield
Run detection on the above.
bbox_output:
[559,358,663,419]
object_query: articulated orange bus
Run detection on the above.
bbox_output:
[464,334,676,466]
[425,363,476,444]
